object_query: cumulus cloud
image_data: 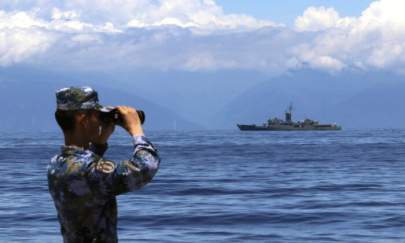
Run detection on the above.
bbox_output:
[0,11,53,66]
[0,8,123,66]
[0,0,276,29]
[0,0,277,67]
[0,0,405,74]
[293,0,405,72]
[295,7,353,32]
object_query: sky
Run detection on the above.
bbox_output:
[0,0,404,75]
[217,0,374,24]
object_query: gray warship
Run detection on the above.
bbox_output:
[237,105,342,131]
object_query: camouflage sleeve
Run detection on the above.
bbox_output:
[88,136,160,196]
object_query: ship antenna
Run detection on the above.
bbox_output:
[288,103,293,113]
[285,103,293,123]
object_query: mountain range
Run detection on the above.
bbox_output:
[0,67,199,132]
[1,67,404,131]
[218,70,405,129]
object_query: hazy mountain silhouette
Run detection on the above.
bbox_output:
[0,70,199,132]
[91,69,268,128]
[0,66,268,130]
[1,66,404,131]
[326,80,405,128]
[219,70,405,129]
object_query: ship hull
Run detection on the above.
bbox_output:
[237,124,342,131]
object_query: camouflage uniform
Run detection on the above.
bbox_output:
[48,87,160,243]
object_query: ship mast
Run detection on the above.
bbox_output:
[285,103,293,123]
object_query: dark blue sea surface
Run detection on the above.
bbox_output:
[1,130,405,242]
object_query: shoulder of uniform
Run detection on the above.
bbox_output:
[52,151,96,175]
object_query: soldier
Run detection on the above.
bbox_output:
[48,86,160,243]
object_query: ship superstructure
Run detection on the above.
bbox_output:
[237,105,341,131]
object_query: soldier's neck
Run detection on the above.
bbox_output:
[64,131,90,149]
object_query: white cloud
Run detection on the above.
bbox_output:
[0,27,52,66]
[0,0,405,74]
[0,0,276,29]
[0,0,276,67]
[293,0,405,72]
[0,8,121,66]
[51,8,79,20]
[0,10,54,66]
[295,6,353,32]
[135,0,275,30]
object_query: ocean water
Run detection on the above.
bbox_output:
[1,130,405,243]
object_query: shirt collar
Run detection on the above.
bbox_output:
[61,143,108,157]
[61,145,88,156]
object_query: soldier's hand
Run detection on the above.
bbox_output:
[116,106,144,136]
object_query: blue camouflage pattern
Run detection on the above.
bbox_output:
[48,136,160,243]
[56,86,109,111]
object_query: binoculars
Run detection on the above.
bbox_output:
[100,109,145,125]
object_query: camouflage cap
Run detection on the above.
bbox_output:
[56,86,112,112]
